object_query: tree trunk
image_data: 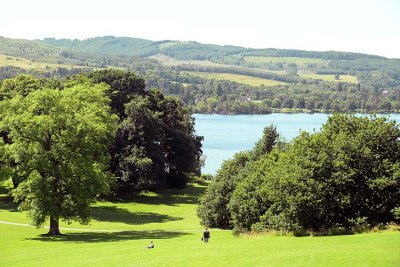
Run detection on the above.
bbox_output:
[48,217,61,235]
[12,177,19,188]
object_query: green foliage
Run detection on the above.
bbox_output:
[251,125,279,159]
[392,207,400,221]
[114,92,167,191]
[0,83,118,231]
[229,150,283,233]
[83,69,203,193]
[264,114,400,231]
[200,114,400,234]
[86,69,147,119]
[197,126,281,229]
[197,151,251,229]
[0,74,42,99]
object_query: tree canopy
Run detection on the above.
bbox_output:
[79,69,203,193]
[0,70,203,233]
[198,114,400,234]
[0,82,118,234]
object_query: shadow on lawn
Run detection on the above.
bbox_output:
[0,185,11,195]
[91,206,182,225]
[129,183,207,206]
[0,195,19,212]
[27,230,191,243]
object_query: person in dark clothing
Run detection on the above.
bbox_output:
[146,240,154,249]
[202,228,210,243]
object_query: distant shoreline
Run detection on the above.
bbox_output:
[192,110,398,115]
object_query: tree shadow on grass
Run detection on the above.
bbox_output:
[26,230,192,243]
[91,206,182,225]
[127,183,208,206]
[0,185,11,195]
[0,195,18,212]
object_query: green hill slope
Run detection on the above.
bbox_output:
[40,36,385,61]
[0,36,60,58]
[42,36,163,56]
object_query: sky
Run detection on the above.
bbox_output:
[1,0,399,58]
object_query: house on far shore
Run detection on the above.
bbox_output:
[382,90,390,97]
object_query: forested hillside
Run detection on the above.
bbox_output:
[0,36,399,114]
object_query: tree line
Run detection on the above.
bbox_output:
[197,114,400,234]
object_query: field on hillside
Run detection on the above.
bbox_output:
[299,73,358,83]
[150,54,222,67]
[185,71,287,87]
[0,53,73,71]
[244,56,327,65]
[0,182,399,267]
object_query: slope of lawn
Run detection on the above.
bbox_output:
[185,71,287,87]
[0,183,399,267]
[0,182,205,231]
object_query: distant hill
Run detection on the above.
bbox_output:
[0,36,60,58]
[1,35,400,115]
[40,36,385,60]
[42,36,163,57]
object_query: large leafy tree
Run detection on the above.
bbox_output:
[0,83,117,235]
[114,92,166,191]
[199,114,400,233]
[86,69,146,119]
[197,151,251,229]
[227,114,400,232]
[197,125,280,229]
[83,69,203,193]
[114,90,203,193]
[0,75,62,187]
[0,74,42,100]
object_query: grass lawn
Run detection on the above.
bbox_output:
[299,73,358,83]
[0,183,399,267]
[185,71,287,87]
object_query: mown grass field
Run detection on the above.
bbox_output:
[0,183,399,267]
[0,53,70,71]
[244,56,327,65]
[185,71,287,87]
[299,73,358,83]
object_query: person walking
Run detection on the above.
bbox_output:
[202,228,210,243]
